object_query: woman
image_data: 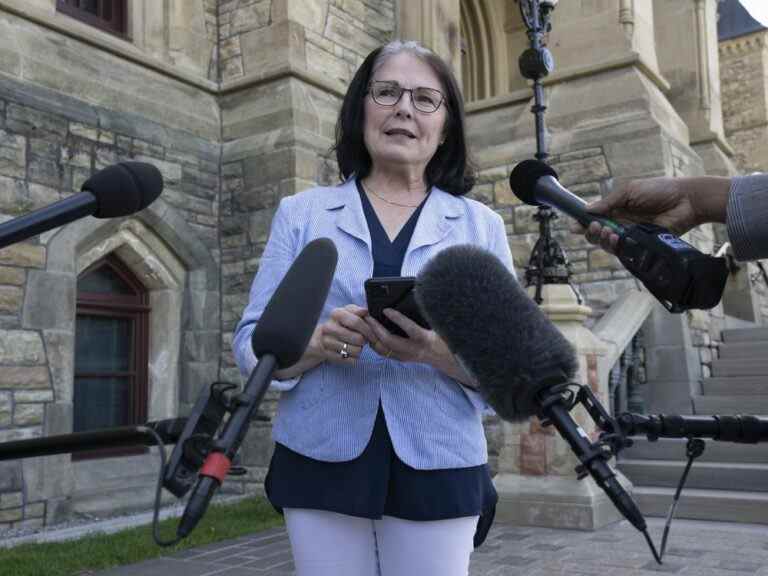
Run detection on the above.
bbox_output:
[233,40,515,576]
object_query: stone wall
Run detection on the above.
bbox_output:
[0,5,221,531]
[720,31,768,174]
[719,30,768,322]
[218,0,395,85]
[1,0,219,83]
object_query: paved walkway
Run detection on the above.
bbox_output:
[93,517,768,575]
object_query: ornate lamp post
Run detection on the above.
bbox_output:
[515,0,581,304]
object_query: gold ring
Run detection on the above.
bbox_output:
[385,349,392,359]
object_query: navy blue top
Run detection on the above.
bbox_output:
[264,180,497,547]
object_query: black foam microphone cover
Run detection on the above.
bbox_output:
[508,159,558,206]
[82,162,163,218]
[251,237,338,368]
[414,244,578,421]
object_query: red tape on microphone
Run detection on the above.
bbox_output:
[200,452,231,484]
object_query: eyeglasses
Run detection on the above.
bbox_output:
[367,81,445,114]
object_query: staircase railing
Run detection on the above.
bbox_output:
[593,289,656,415]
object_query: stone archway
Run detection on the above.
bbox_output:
[460,0,514,102]
[21,198,220,524]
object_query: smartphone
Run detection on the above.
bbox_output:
[364,276,431,338]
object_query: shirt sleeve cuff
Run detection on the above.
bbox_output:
[459,384,495,415]
[240,335,301,392]
[727,174,768,262]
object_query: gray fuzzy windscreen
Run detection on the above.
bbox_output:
[414,244,578,421]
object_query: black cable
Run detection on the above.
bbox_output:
[137,426,183,548]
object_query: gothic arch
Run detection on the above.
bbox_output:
[22,198,220,520]
[460,0,512,102]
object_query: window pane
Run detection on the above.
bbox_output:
[78,265,135,295]
[76,315,132,372]
[79,0,98,15]
[73,377,131,431]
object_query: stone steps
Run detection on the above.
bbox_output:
[617,317,768,526]
[719,342,768,359]
[701,376,768,395]
[618,459,768,492]
[620,437,768,464]
[722,327,768,343]
[631,486,768,524]
[692,394,768,415]
[701,376,768,396]
[711,359,768,377]
[695,323,768,415]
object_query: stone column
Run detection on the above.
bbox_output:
[654,0,737,177]
[494,285,627,529]
[398,0,461,76]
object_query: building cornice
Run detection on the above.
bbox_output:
[719,30,767,56]
[0,1,220,94]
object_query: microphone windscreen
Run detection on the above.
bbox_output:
[414,244,578,421]
[509,159,558,206]
[82,162,163,218]
[251,237,338,368]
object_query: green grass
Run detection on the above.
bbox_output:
[0,496,284,576]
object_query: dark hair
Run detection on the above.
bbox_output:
[333,41,476,196]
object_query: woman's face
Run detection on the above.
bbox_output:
[363,52,448,177]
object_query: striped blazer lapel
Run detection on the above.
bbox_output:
[326,178,371,249]
[407,187,461,254]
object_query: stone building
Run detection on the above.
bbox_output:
[0,0,765,533]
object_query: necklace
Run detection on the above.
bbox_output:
[363,181,427,208]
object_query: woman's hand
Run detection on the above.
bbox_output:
[364,308,476,387]
[315,304,376,365]
[272,304,374,379]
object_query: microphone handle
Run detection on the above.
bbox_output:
[618,413,768,443]
[176,353,278,539]
[177,475,218,538]
[545,402,647,532]
[0,192,96,249]
[536,176,626,233]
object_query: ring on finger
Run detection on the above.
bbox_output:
[339,342,350,359]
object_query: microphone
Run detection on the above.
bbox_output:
[414,244,647,532]
[0,161,163,249]
[508,159,728,313]
[509,159,627,233]
[618,413,768,443]
[177,237,338,539]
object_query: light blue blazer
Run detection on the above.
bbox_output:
[233,178,515,470]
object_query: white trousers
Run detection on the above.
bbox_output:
[284,508,478,576]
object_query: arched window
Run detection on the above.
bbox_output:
[73,254,150,457]
[57,0,128,38]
